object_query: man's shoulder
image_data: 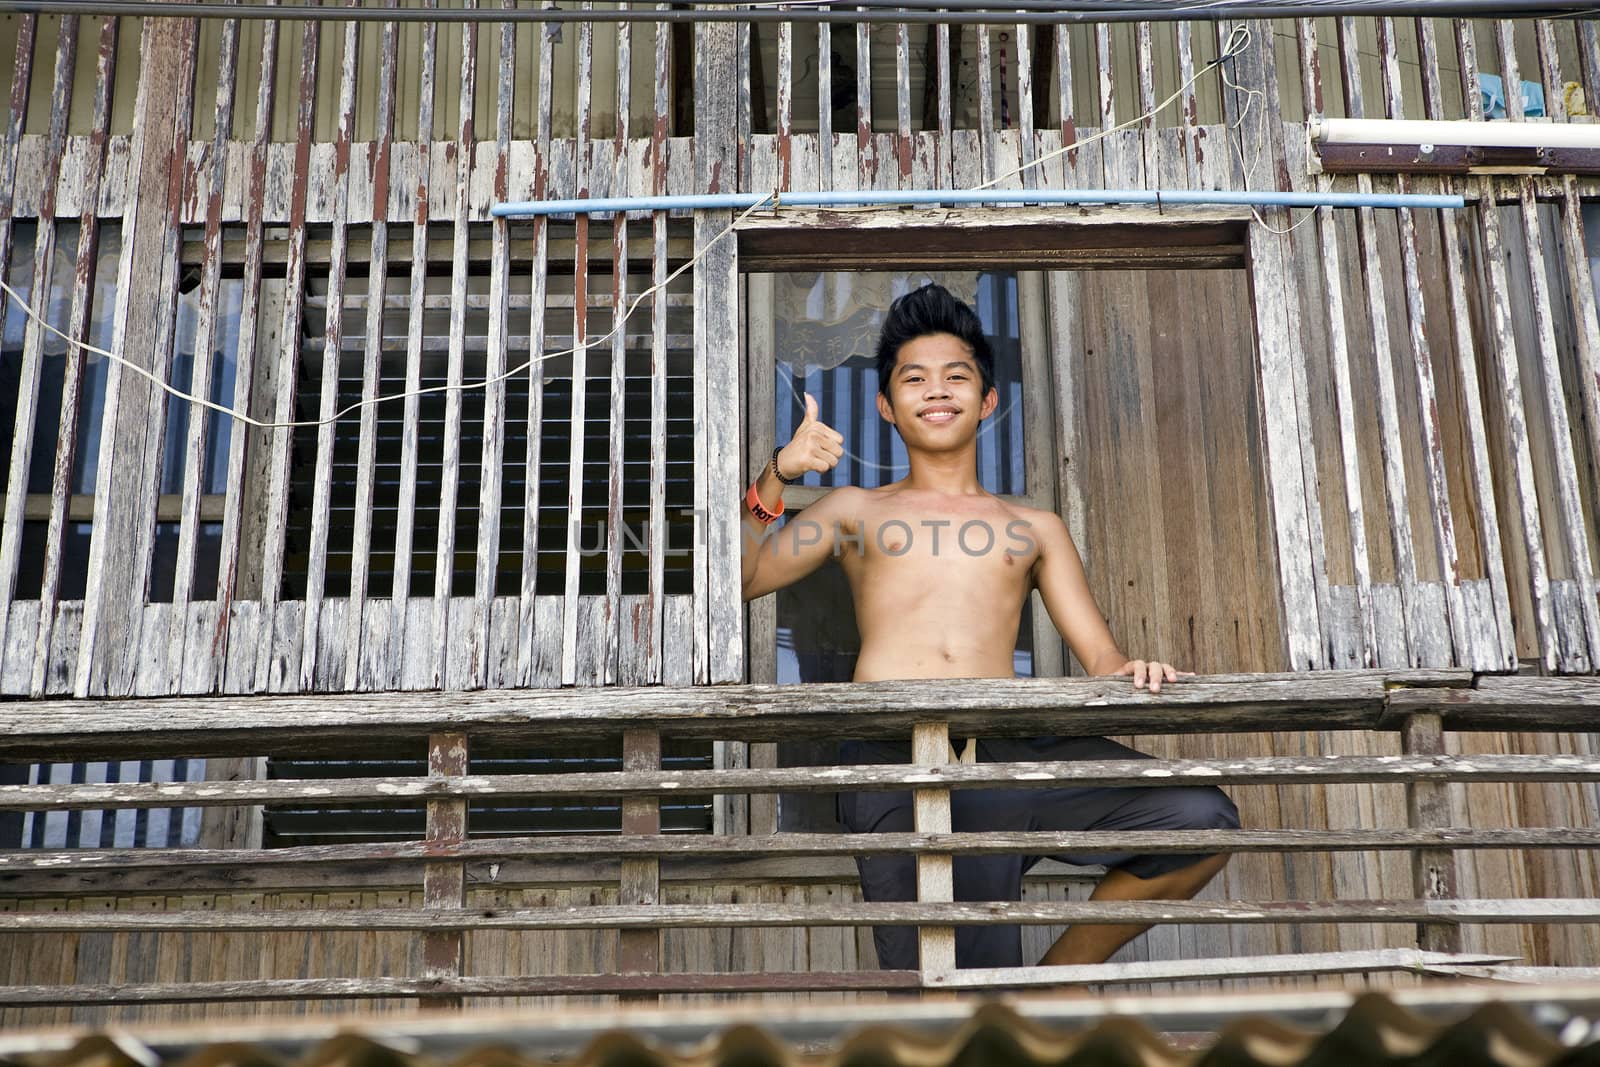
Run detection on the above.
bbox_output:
[1000,500,1067,532]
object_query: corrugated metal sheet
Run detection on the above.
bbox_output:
[2,986,1598,1067]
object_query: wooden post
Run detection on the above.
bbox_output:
[1401,712,1463,954]
[422,732,468,1007]
[911,721,955,977]
[693,15,743,685]
[620,728,661,1001]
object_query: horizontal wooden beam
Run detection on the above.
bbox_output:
[737,206,1249,271]
[0,854,898,897]
[0,950,1517,1006]
[0,971,919,1005]
[3,827,1595,877]
[4,753,1595,812]
[928,948,1518,989]
[0,493,225,524]
[0,669,1473,759]
[1383,676,1600,728]
[4,898,1596,933]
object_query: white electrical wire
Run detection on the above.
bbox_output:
[0,23,1266,433]
[1217,28,1318,236]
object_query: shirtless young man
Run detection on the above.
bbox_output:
[739,283,1239,971]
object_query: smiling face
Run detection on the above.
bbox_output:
[875,332,999,450]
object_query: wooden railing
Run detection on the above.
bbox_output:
[2,669,1599,1004]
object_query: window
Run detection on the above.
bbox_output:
[264,222,711,844]
[745,267,1063,832]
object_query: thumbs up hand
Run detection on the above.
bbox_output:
[775,392,846,480]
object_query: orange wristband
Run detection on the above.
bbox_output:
[746,481,783,524]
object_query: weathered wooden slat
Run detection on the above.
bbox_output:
[344,6,399,691]
[6,897,1598,934]
[253,12,320,693]
[1534,17,1566,122]
[472,6,515,691]
[1495,21,1525,122]
[1338,17,1419,667]
[1308,53,1376,667]
[0,670,1480,757]
[389,3,438,689]
[1054,23,1074,162]
[1016,21,1037,190]
[560,10,596,687]
[0,970,921,1006]
[0,14,75,672]
[936,23,953,185]
[1474,181,1556,668]
[1515,180,1600,672]
[1312,199,1376,662]
[619,728,661,989]
[433,8,479,692]
[1094,22,1116,184]
[300,7,362,692]
[1414,16,1444,120]
[976,26,996,187]
[817,22,834,188]
[1431,20,1515,670]
[213,9,278,696]
[162,12,239,695]
[6,827,1597,883]
[0,26,38,632]
[1135,20,1157,185]
[1403,712,1463,953]
[76,16,197,697]
[516,9,555,688]
[0,949,1526,1007]
[912,721,955,973]
[1175,21,1198,183]
[1580,19,1600,120]
[695,19,741,685]
[28,16,115,698]
[895,22,912,183]
[855,18,874,187]
[645,14,669,686]
[1387,675,1600,720]
[1245,221,1322,670]
[602,19,632,687]
[8,753,1593,813]
[1558,179,1600,564]
[775,18,792,190]
[929,948,1515,990]
[1376,17,1468,669]
[421,732,467,1006]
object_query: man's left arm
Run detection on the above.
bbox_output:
[1027,511,1191,693]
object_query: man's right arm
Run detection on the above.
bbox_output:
[741,392,849,601]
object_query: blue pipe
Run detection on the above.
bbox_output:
[491,186,1465,217]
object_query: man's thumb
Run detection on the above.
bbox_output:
[802,392,819,424]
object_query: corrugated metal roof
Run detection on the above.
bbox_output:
[2,986,1598,1067]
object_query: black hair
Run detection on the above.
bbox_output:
[873,282,997,403]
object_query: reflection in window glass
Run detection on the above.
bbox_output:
[770,270,1026,496]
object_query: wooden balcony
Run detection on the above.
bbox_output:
[3,669,1598,1016]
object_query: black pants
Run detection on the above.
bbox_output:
[836,735,1241,970]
